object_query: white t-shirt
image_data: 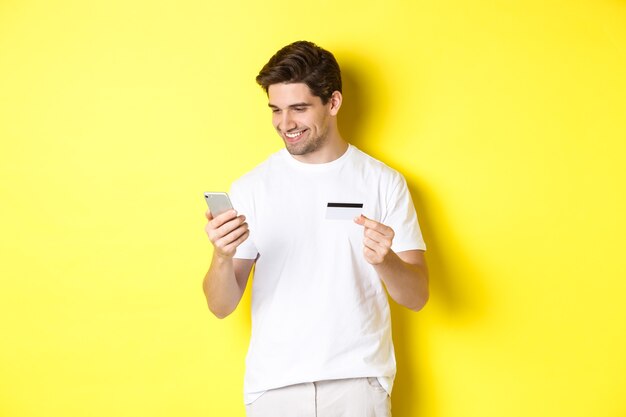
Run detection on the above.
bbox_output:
[229,145,426,404]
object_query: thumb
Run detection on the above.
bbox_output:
[353,214,366,225]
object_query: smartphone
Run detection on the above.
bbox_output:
[203,192,234,217]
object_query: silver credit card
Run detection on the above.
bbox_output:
[325,202,364,220]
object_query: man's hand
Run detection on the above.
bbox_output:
[354,214,429,311]
[354,214,395,265]
[205,209,249,259]
[203,209,253,318]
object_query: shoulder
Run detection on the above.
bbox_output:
[349,146,405,185]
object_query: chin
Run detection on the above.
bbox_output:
[285,146,307,156]
[285,138,325,156]
[284,141,309,155]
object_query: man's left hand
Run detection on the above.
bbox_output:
[354,214,395,265]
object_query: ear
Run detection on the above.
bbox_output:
[328,91,343,116]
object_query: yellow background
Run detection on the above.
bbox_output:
[1,1,625,416]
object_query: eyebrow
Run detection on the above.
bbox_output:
[268,102,312,110]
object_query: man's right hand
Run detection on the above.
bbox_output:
[205,209,250,259]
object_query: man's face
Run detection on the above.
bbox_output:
[267,83,333,157]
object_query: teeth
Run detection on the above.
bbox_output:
[286,130,304,138]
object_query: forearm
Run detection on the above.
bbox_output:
[373,251,429,311]
[203,253,244,319]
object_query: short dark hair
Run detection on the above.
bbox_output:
[256,41,342,104]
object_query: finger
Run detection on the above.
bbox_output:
[206,210,214,221]
[209,209,239,229]
[207,214,245,241]
[222,229,250,253]
[363,246,383,264]
[363,236,389,257]
[364,228,393,248]
[214,223,249,248]
[213,217,247,241]
[354,215,394,237]
[363,235,379,251]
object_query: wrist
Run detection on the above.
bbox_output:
[212,251,234,263]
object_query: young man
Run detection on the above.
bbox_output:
[203,41,429,417]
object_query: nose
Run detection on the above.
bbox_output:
[278,111,296,132]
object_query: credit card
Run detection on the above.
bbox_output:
[325,202,364,220]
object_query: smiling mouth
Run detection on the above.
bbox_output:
[285,129,307,142]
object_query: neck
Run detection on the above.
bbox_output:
[292,132,349,164]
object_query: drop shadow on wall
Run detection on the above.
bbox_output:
[340,59,490,417]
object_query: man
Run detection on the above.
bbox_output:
[203,40,429,417]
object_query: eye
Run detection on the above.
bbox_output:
[271,108,281,114]
[293,107,306,112]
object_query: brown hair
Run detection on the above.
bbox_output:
[256,41,342,104]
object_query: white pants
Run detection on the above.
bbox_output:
[245,377,391,417]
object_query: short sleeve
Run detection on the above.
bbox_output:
[229,180,259,260]
[382,173,426,253]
